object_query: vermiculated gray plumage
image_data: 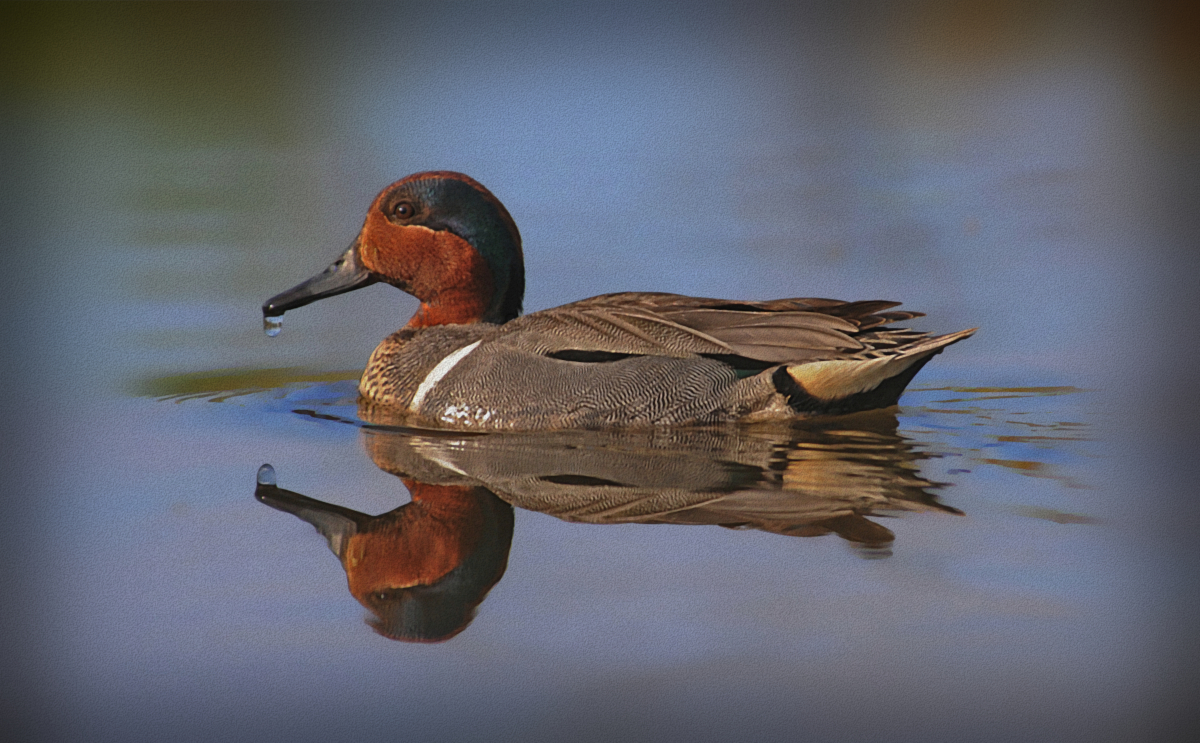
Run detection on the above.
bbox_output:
[359,292,975,430]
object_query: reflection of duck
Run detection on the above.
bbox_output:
[256,410,960,639]
[255,470,512,642]
[263,171,974,429]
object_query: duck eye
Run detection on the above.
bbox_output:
[392,202,415,220]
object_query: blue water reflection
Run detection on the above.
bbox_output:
[9,2,1193,741]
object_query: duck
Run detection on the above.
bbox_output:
[263,171,975,430]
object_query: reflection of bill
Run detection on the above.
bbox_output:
[256,470,512,643]
[255,408,961,641]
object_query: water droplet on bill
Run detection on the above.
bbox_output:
[263,315,282,337]
[256,464,277,486]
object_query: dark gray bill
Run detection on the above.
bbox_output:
[262,243,378,318]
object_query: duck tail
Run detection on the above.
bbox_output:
[774,327,977,415]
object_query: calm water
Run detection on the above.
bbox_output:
[5,3,1198,742]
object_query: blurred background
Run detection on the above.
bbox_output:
[2,1,1197,741]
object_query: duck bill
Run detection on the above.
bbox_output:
[262,243,378,318]
[255,480,368,560]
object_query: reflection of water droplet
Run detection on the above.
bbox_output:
[854,545,893,560]
[257,464,276,486]
[264,315,282,337]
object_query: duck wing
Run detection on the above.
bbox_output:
[492,292,926,364]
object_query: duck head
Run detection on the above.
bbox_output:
[263,171,524,327]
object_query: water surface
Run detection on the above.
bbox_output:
[6,2,1197,741]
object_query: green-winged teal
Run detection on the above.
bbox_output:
[263,171,975,429]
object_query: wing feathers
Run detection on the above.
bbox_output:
[494,292,971,369]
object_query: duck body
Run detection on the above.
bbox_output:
[264,172,975,430]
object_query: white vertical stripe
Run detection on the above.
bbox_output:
[408,340,482,411]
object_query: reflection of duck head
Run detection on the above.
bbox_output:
[255,469,512,642]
